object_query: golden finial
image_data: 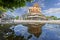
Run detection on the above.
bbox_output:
[33,3,39,7]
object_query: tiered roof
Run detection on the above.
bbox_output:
[22,3,47,20]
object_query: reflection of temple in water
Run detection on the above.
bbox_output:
[22,3,47,37]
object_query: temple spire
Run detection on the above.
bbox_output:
[33,3,39,7]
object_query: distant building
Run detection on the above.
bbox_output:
[19,16,23,20]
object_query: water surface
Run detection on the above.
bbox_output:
[12,24,60,40]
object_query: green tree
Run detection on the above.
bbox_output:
[46,16,58,20]
[0,0,32,12]
[0,0,32,18]
[46,16,50,19]
[15,16,19,20]
[51,16,57,20]
[57,18,60,20]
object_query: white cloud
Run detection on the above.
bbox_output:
[38,0,45,8]
[55,2,60,6]
[13,6,29,16]
[40,3,45,8]
[59,0,60,1]
[43,8,60,13]
[42,8,60,18]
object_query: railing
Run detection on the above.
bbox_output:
[0,19,60,24]
[0,19,14,24]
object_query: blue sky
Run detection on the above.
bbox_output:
[6,0,60,18]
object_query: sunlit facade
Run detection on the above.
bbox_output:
[29,3,41,15]
[24,3,47,20]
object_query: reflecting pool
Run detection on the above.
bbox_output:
[12,24,60,40]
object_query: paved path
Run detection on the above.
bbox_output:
[0,20,60,24]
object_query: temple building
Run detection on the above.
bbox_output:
[28,3,41,15]
[23,3,47,20]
